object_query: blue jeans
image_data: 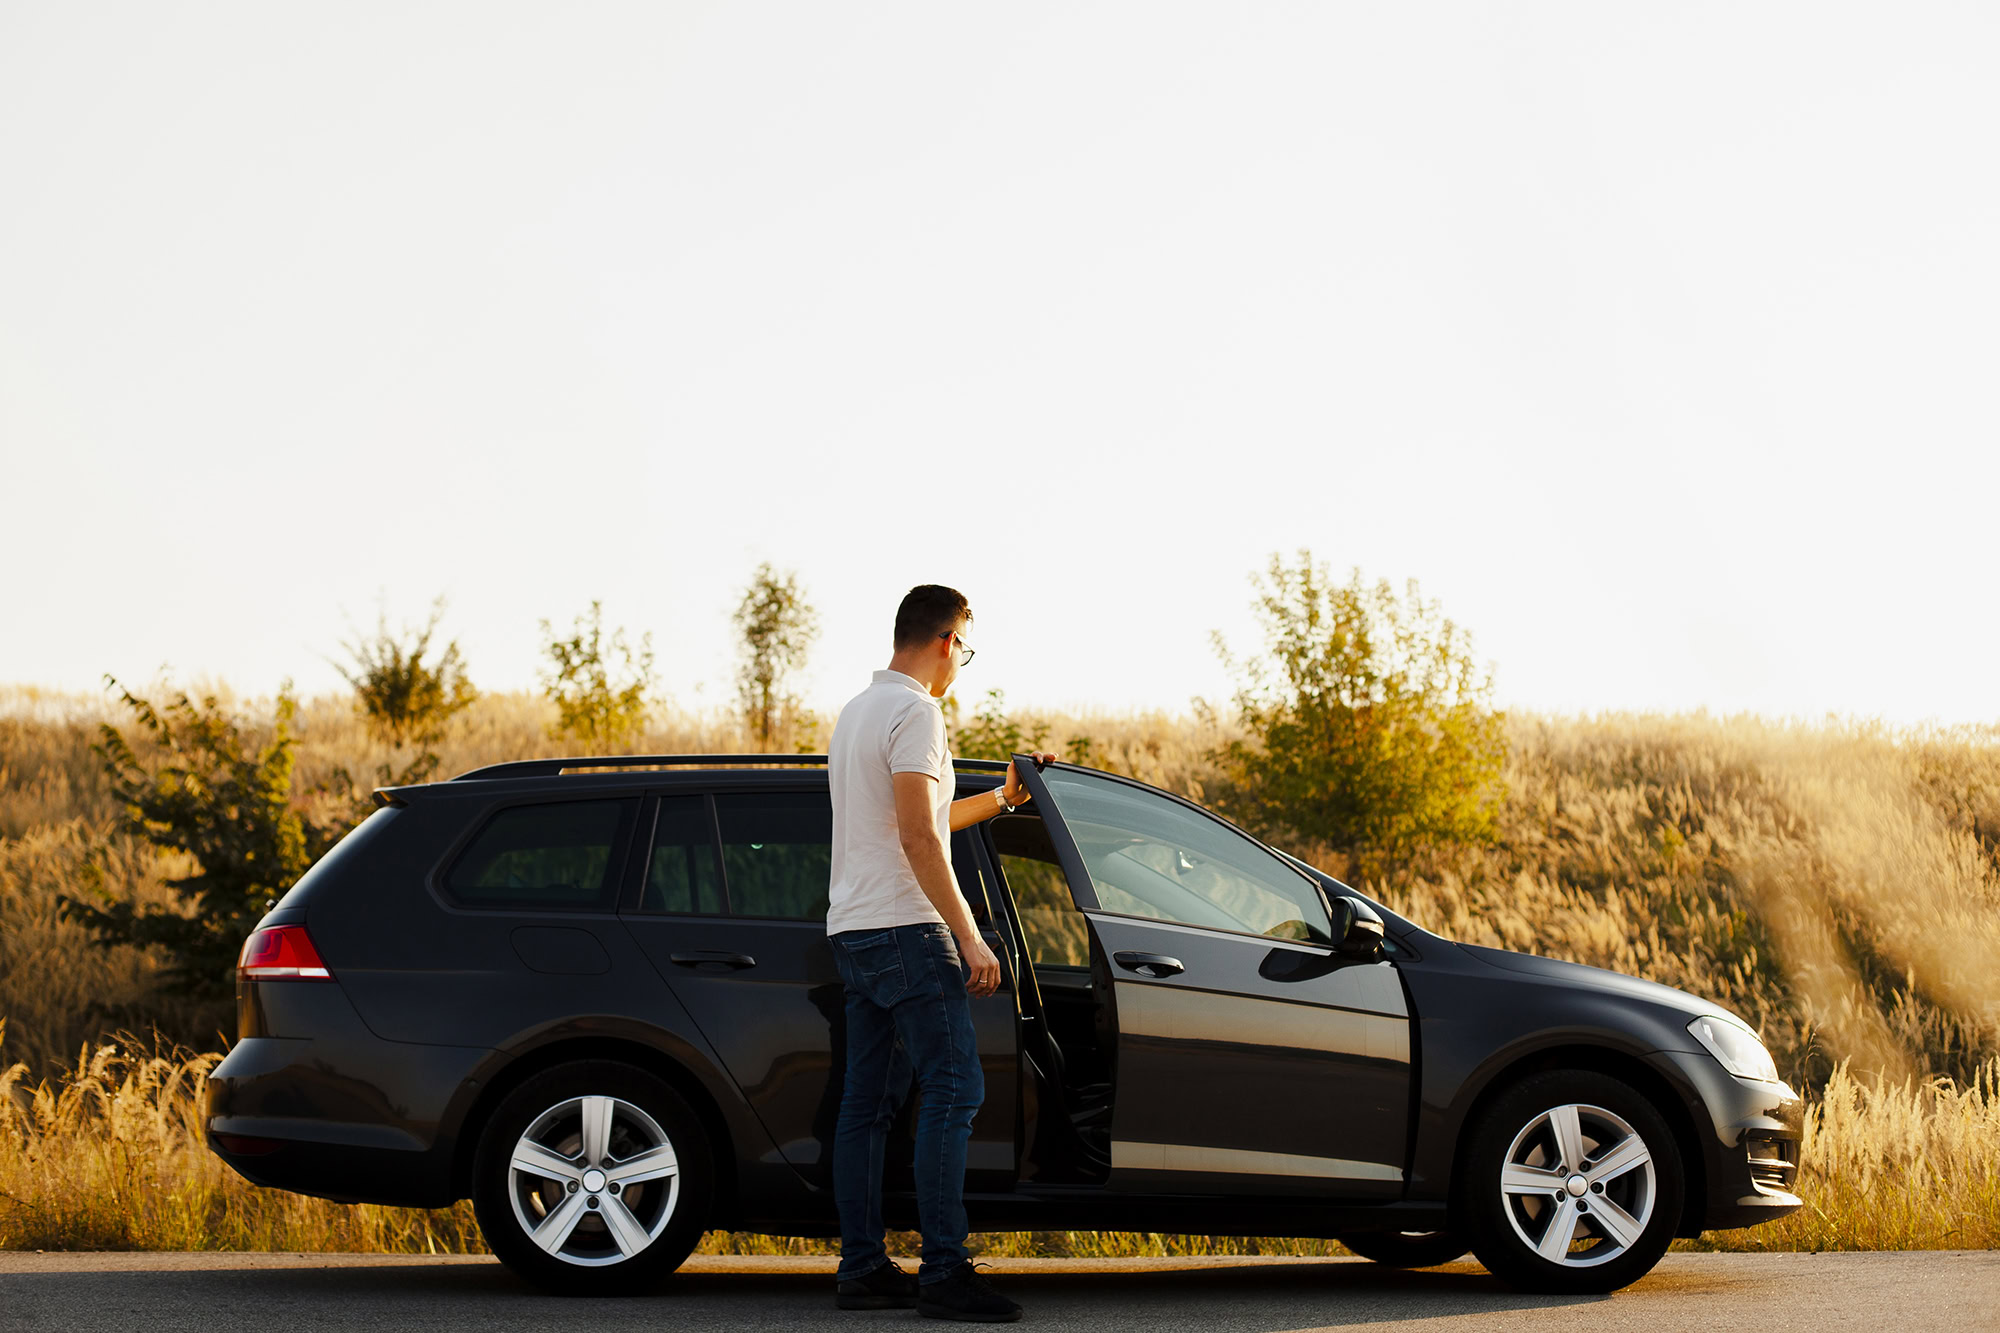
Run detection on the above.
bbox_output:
[828,921,985,1284]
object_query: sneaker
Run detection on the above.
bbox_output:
[835,1259,920,1310]
[916,1261,1023,1323]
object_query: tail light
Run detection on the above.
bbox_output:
[238,924,333,981]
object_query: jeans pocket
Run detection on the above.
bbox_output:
[837,929,907,1005]
[905,924,966,994]
[924,925,963,969]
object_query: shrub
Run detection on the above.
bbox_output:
[330,594,476,784]
[537,601,655,756]
[58,677,340,1000]
[1213,552,1507,866]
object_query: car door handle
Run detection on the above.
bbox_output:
[669,951,757,970]
[1114,951,1184,979]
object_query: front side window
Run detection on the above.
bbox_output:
[443,798,636,910]
[715,791,832,920]
[1042,768,1333,944]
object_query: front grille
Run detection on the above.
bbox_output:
[1745,1134,1799,1192]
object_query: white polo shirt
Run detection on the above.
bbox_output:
[825,668,955,936]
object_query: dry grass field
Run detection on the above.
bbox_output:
[3,1029,1992,1256]
[3,682,1998,1255]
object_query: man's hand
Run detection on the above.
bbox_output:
[961,932,1003,997]
[1001,752,1058,806]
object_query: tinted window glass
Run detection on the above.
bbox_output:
[991,815,1088,967]
[444,799,634,910]
[643,795,724,914]
[715,791,832,920]
[1042,769,1332,944]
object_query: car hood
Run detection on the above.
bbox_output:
[1459,943,1746,1027]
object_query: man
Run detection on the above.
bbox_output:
[825,584,1051,1323]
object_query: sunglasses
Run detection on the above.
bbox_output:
[938,630,975,666]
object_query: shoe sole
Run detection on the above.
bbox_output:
[836,1295,917,1309]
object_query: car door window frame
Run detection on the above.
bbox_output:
[621,790,731,916]
[709,785,840,923]
[984,811,1093,972]
[621,779,1001,931]
[623,783,827,920]
[1005,756,1345,953]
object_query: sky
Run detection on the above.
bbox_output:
[2,2,1995,726]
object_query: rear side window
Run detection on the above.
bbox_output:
[644,795,725,914]
[443,799,636,910]
[630,788,983,924]
[715,791,831,920]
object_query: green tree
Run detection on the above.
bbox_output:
[538,600,655,756]
[732,563,820,749]
[1213,551,1507,865]
[330,594,477,785]
[61,676,340,999]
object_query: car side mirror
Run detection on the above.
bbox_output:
[1327,895,1386,961]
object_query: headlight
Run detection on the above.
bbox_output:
[1688,1015,1780,1082]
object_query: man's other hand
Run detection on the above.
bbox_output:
[962,933,1003,997]
[1001,752,1058,805]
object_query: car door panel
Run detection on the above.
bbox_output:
[1009,756,1413,1200]
[1088,914,1408,1194]
[619,787,1017,1194]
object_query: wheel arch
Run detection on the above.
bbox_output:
[449,1035,740,1224]
[1446,1043,1709,1237]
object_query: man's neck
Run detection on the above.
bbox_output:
[884,654,945,698]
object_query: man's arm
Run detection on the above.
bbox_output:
[894,771,1003,996]
[946,752,1058,831]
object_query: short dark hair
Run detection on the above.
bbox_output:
[893,585,971,650]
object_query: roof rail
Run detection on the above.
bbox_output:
[448,754,1013,782]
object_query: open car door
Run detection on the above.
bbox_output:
[1006,756,1410,1199]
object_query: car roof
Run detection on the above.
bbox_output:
[372,754,1010,808]
[450,754,1013,782]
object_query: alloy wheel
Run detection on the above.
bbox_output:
[1496,1101,1656,1268]
[506,1094,682,1267]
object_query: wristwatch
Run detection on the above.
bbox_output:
[992,787,1019,814]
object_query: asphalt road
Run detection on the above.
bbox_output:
[1,1251,1994,1332]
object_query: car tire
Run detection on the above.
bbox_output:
[1460,1069,1684,1294]
[1335,1230,1469,1268]
[472,1060,713,1295]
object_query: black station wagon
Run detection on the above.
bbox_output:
[207,754,1803,1295]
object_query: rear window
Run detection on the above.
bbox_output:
[443,798,636,910]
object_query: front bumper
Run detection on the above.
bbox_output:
[1658,1049,1804,1232]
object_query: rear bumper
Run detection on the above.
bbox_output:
[205,986,491,1208]
[1658,1050,1804,1232]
